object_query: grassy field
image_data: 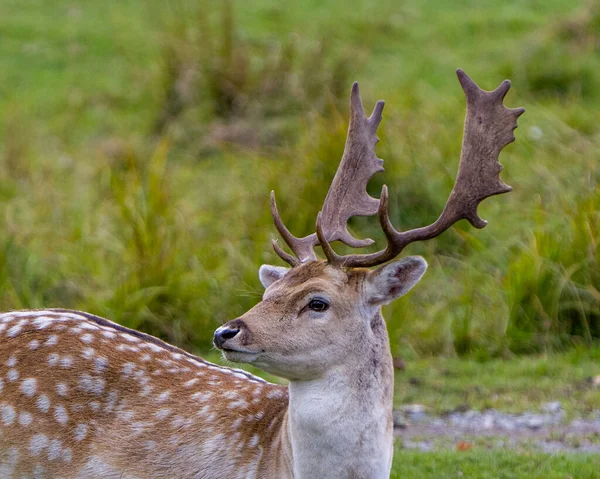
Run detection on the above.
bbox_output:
[391,448,600,479]
[394,348,600,417]
[1,0,599,358]
[1,1,599,475]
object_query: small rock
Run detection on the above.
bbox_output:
[393,411,408,429]
[542,401,562,413]
[482,414,494,430]
[400,404,427,415]
[523,415,544,430]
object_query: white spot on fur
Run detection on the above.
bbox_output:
[80,333,94,343]
[82,347,95,359]
[228,398,249,409]
[79,374,105,395]
[79,322,99,330]
[57,383,68,397]
[28,339,41,350]
[101,330,116,339]
[48,353,59,367]
[191,391,213,402]
[21,378,37,397]
[145,343,163,353]
[44,335,58,346]
[122,334,140,343]
[6,355,17,367]
[48,438,62,460]
[7,320,26,337]
[229,417,243,431]
[7,369,19,381]
[0,446,19,476]
[54,405,69,425]
[33,464,45,478]
[60,356,74,368]
[155,408,171,420]
[37,395,50,413]
[266,389,285,399]
[105,391,117,412]
[94,357,109,372]
[122,362,135,378]
[74,423,88,441]
[156,391,171,403]
[141,384,153,396]
[62,447,73,463]
[32,316,57,329]
[119,410,134,421]
[184,378,199,388]
[29,434,49,456]
[145,440,156,451]
[1,403,16,425]
[249,434,260,447]
[19,411,33,426]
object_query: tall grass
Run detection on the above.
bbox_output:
[0,0,598,357]
[153,0,353,150]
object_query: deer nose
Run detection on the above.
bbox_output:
[213,325,241,349]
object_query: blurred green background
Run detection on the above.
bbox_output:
[0,0,599,362]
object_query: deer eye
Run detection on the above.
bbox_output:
[308,298,329,312]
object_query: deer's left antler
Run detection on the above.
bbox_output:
[270,82,385,265]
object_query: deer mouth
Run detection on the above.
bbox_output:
[220,347,261,363]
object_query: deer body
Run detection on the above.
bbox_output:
[0,309,288,478]
[0,71,523,478]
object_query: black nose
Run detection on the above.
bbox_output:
[213,326,240,349]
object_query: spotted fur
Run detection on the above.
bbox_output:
[0,310,288,478]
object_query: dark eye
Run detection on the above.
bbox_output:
[308,299,329,312]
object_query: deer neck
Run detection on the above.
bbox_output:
[283,313,394,479]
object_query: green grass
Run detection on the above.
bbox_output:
[0,0,599,356]
[391,448,600,479]
[394,349,600,416]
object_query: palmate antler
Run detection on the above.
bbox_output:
[271,69,525,268]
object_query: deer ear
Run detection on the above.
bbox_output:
[365,256,427,306]
[259,265,290,289]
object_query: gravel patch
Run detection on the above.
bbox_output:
[394,403,600,453]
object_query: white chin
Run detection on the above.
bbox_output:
[222,350,259,363]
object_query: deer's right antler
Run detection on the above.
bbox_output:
[272,69,525,268]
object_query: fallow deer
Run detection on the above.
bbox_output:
[0,69,523,478]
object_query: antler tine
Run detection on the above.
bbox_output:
[336,69,524,269]
[315,212,343,265]
[269,83,386,266]
[271,239,299,267]
[269,191,317,265]
[318,83,385,248]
